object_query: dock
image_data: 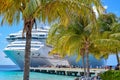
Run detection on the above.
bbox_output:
[30,67,107,77]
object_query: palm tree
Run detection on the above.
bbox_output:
[47,14,102,79]
[0,1,41,80]
[47,23,88,76]
[110,22,120,64]
[46,1,104,79]
[94,13,120,64]
[84,13,120,71]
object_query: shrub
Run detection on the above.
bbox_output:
[100,70,120,80]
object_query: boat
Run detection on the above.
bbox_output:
[4,27,105,70]
[4,27,70,70]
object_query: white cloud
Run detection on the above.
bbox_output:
[93,5,108,18]
[93,6,99,18]
[0,33,2,36]
[104,5,108,9]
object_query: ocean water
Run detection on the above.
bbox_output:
[0,65,75,80]
[0,71,75,80]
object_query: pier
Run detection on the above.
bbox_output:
[30,67,107,77]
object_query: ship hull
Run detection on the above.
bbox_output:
[4,48,105,70]
[67,55,105,68]
[4,50,52,70]
[4,46,70,70]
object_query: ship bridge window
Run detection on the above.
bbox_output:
[17,37,25,39]
[39,35,45,37]
[32,37,38,39]
[6,38,15,43]
[10,35,15,37]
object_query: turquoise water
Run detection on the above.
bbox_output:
[0,71,75,80]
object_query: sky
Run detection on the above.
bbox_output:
[0,0,120,65]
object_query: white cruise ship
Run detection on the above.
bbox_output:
[4,27,105,70]
[4,27,70,70]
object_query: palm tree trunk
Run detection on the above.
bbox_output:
[82,55,86,77]
[86,51,90,79]
[85,40,90,80]
[116,48,119,64]
[23,19,33,80]
[80,48,86,77]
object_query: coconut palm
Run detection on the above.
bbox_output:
[109,24,120,64]
[47,14,102,79]
[92,13,120,65]
[0,1,41,80]
[46,1,104,79]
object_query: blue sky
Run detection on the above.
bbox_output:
[0,0,120,65]
[0,21,23,50]
[102,0,120,17]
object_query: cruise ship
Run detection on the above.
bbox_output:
[4,27,70,70]
[4,27,105,70]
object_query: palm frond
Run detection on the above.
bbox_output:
[110,33,120,41]
[23,0,39,19]
[111,23,120,32]
[93,39,120,53]
[0,0,22,25]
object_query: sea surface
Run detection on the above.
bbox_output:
[0,71,75,80]
[0,65,75,80]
